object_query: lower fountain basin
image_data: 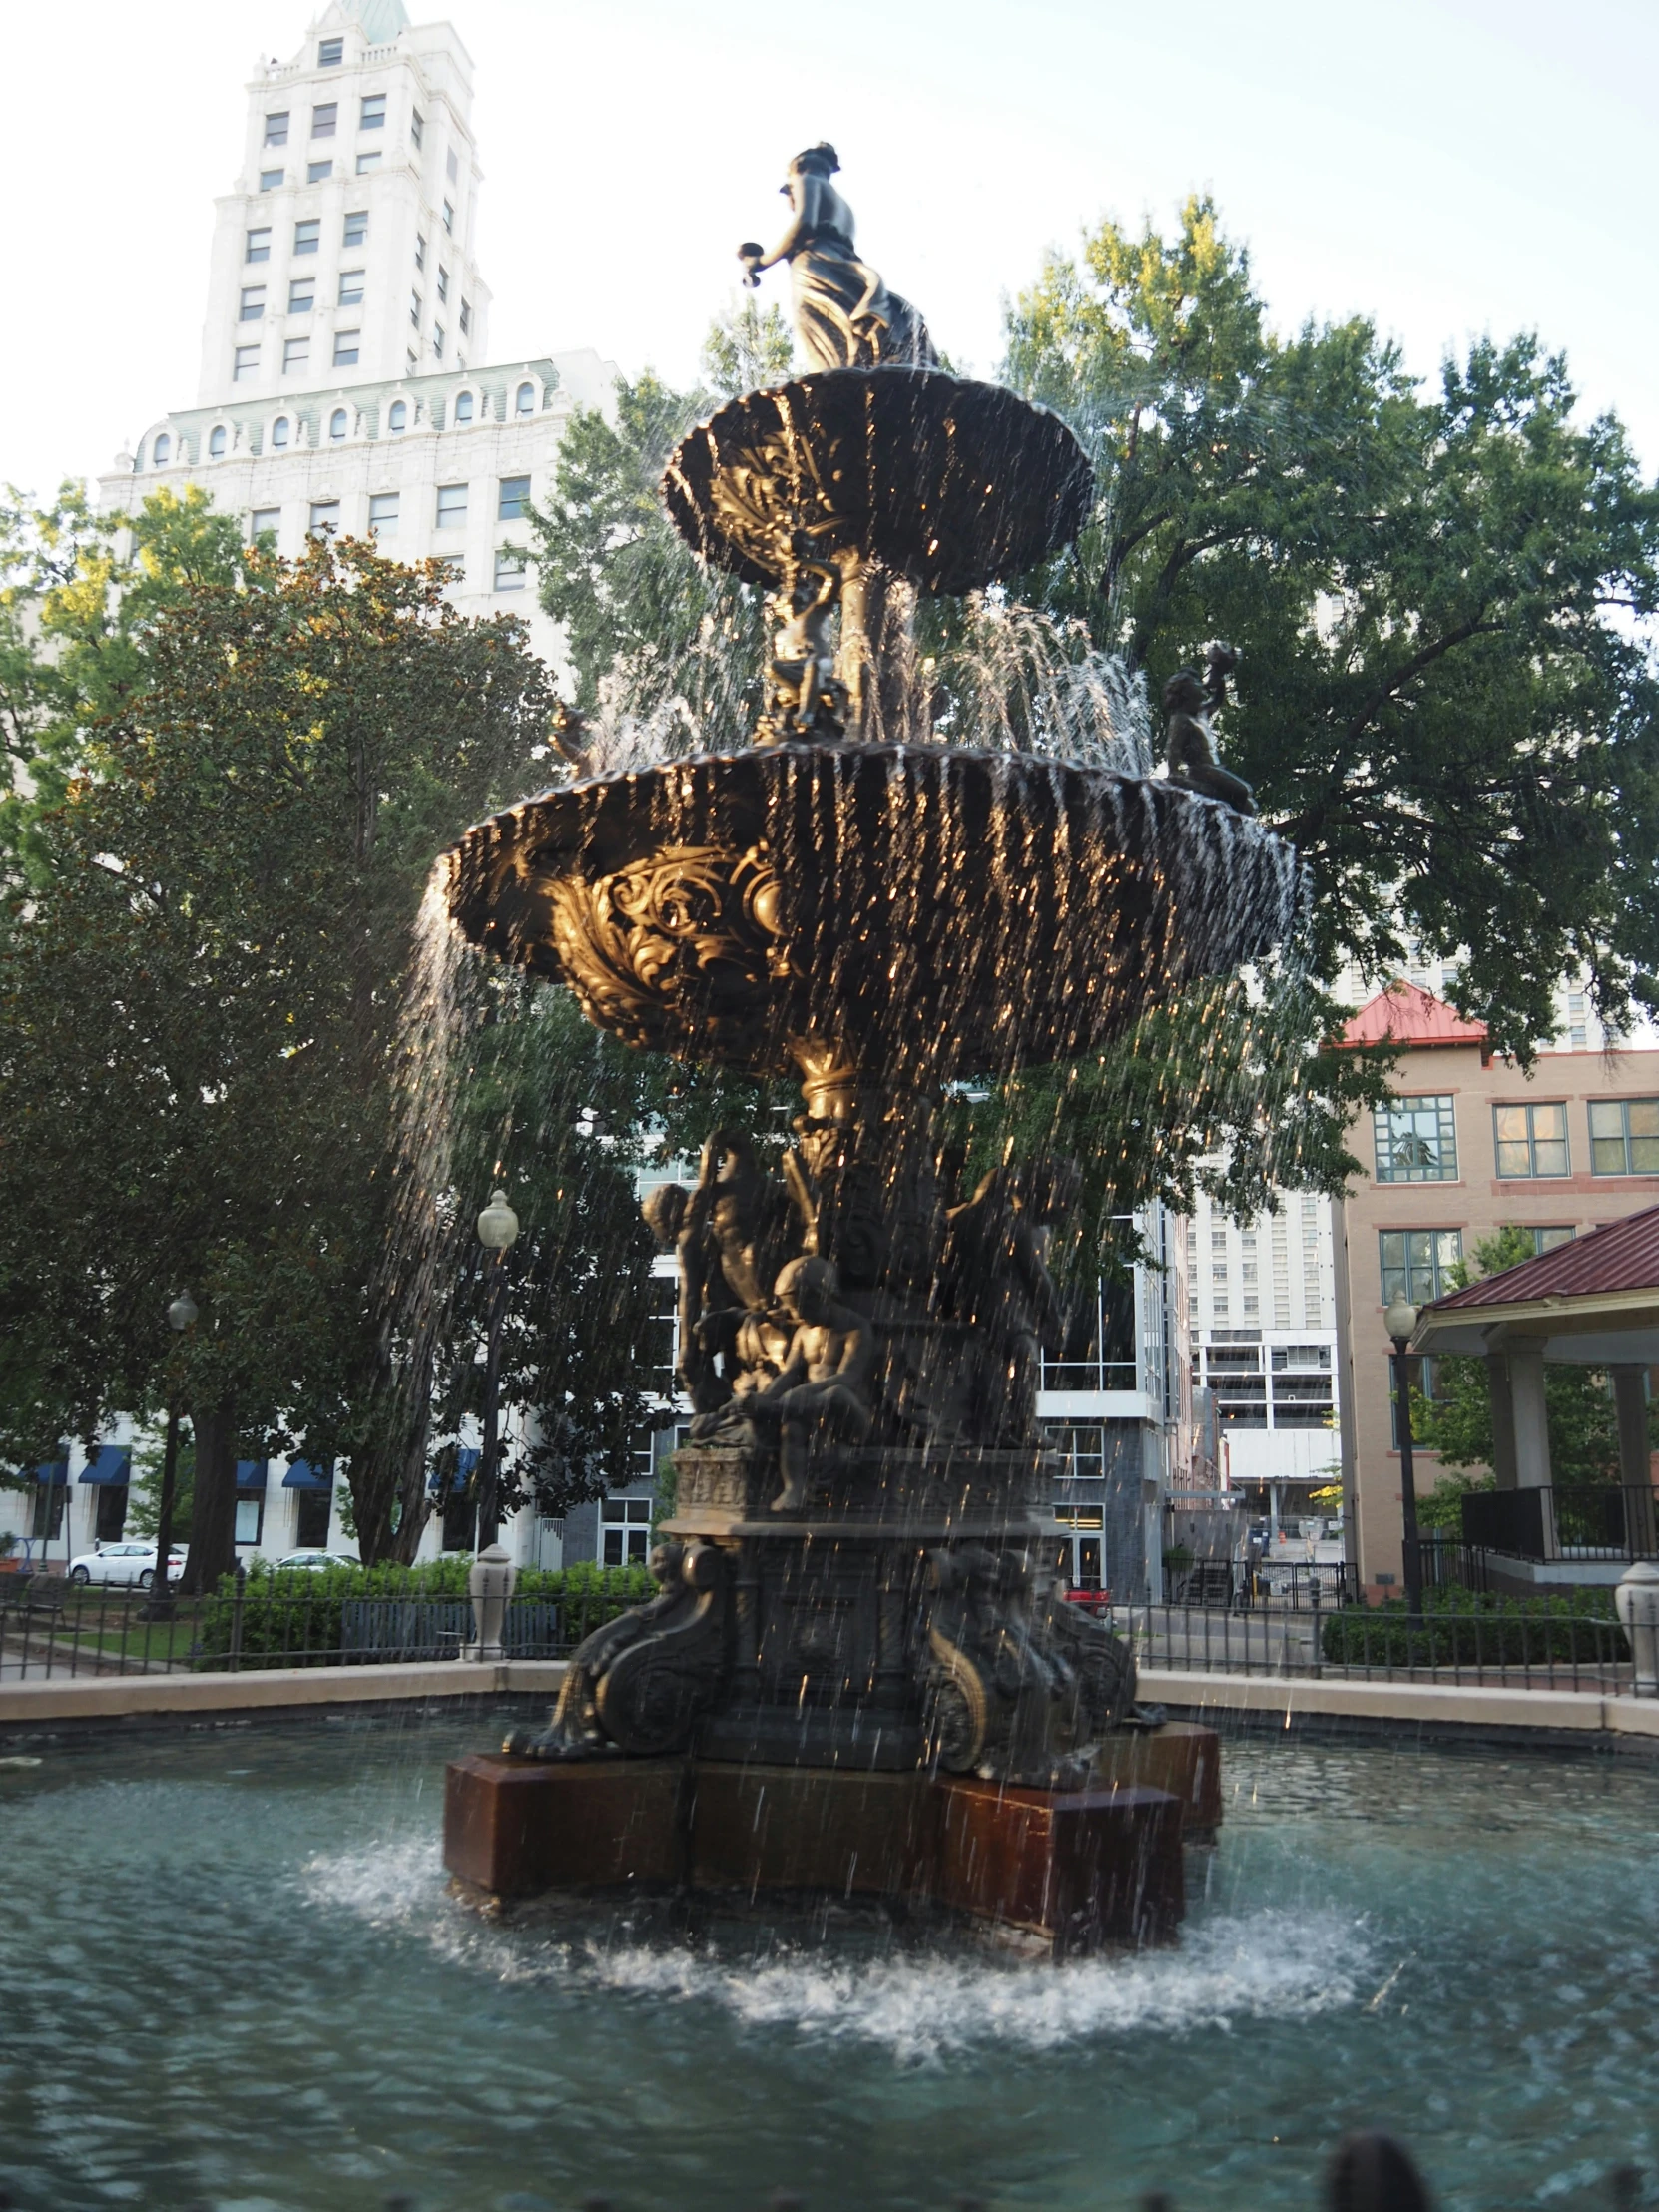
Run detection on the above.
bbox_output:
[445,742,1301,1081]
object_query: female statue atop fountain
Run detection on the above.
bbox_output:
[739,144,938,372]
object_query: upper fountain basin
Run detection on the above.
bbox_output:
[444,743,1301,1082]
[661,369,1093,593]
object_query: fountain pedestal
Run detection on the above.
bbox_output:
[444,1736,1211,1953]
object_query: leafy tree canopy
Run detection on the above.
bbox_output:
[1004,196,1659,1057]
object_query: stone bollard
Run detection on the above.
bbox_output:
[1615,1559,1659,1695]
[464,1543,517,1663]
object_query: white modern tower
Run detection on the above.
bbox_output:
[98,0,617,665]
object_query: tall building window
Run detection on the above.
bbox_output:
[1379,1229,1461,1308]
[601,1496,652,1567]
[328,406,349,439]
[410,108,424,148]
[246,227,272,263]
[414,233,426,271]
[240,285,266,320]
[209,425,228,457]
[432,324,445,357]
[293,219,320,256]
[233,343,260,381]
[360,93,386,129]
[356,151,381,174]
[264,112,289,146]
[442,198,454,233]
[271,417,291,449]
[307,159,332,184]
[1493,1101,1569,1178]
[436,265,449,302]
[515,380,535,415]
[498,475,531,518]
[152,433,172,466]
[446,148,459,182]
[338,269,364,305]
[494,547,527,592]
[235,1464,266,1547]
[1529,1226,1575,1254]
[409,290,422,327]
[435,482,467,529]
[333,331,359,366]
[259,168,283,192]
[1588,1098,1659,1176]
[454,389,474,423]
[1373,1095,1457,1183]
[311,102,337,138]
[308,500,340,536]
[343,209,368,246]
[1566,990,1589,1050]
[368,491,399,535]
[287,276,314,313]
[250,506,280,539]
[282,336,309,373]
[387,399,407,432]
[318,35,343,65]
[459,297,471,335]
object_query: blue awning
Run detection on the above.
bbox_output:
[79,1448,131,1485]
[236,1459,268,1491]
[281,1460,333,1489]
[428,1446,480,1495]
[32,1460,69,1484]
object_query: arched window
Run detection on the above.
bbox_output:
[516,380,535,416]
[454,389,474,424]
[329,407,348,441]
[388,399,407,432]
[272,416,290,449]
[209,425,228,458]
[153,433,172,466]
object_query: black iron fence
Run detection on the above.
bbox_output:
[1121,1592,1637,1693]
[0,1573,578,1680]
[1461,1484,1659,1562]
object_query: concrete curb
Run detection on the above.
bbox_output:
[0,1658,569,1724]
[5,1659,1658,1743]
[1141,1667,1659,1738]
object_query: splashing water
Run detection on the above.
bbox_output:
[300,1833,1371,2064]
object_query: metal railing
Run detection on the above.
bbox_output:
[0,1573,577,1680]
[1124,1593,1636,1694]
[1462,1484,1659,1562]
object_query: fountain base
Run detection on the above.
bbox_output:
[443,1724,1217,1955]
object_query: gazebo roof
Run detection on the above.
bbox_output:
[1340,981,1489,1051]
[1412,1203,1659,1365]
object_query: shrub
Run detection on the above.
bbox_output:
[1320,1586,1626,1670]
[192,1557,657,1667]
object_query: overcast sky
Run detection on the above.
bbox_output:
[2,0,1656,500]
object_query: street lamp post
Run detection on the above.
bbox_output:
[143,1291,198,1621]
[1384,1295,1423,1620]
[474,1189,520,1550]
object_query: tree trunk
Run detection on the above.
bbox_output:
[176,1395,239,1596]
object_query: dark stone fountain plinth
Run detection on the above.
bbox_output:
[444,1728,1218,1954]
[438,174,1288,1953]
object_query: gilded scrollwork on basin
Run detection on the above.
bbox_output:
[543,841,795,1059]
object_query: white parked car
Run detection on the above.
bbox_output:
[272,1550,360,1573]
[66,1542,186,1590]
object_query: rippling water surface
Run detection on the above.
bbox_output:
[3,1711,1656,2212]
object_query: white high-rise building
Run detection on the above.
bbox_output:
[98,0,616,664]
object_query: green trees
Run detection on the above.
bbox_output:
[0,531,662,1574]
[1003,196,1659,1056]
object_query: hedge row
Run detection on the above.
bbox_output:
[1320,1588,1627,1670]
[193,1558,657,1665]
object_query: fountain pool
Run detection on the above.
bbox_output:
[3,1717,1656,2211]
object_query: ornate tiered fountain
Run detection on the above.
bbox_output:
[442,148,1299,1953]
